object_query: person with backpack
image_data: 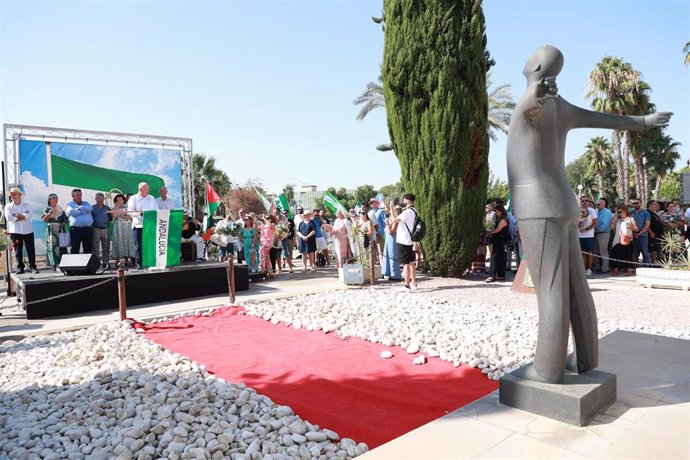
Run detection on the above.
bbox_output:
[391,193,421,290]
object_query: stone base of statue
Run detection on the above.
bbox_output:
[499,365,616,426]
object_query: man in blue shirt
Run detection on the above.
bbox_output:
[370,198,387,259]
[593,198,612,273]
[91,192,112,268]
[631,198,651,266]
[65,189,93,254]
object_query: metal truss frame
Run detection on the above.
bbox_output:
[3,124,194,211]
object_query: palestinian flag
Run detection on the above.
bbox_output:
[142,210,184,268]
[273,193,292,217]
[323,192,348,216]
[205,181,222,229]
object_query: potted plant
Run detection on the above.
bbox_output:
[636,232,690,291]
[339,219,380,284]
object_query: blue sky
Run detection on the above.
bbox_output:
[1,0,688,195]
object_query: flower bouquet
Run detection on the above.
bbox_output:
[276,223,289,240]
[216,221,242,237]
[0,228,12,251]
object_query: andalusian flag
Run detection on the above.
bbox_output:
[205,180,222,229]
[51,155,165,195]
[255,188,272,214]
[323,192,348,216]
[273,193,292,217]
[142,210,184,268]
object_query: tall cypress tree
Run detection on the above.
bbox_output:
[382,0,490,276]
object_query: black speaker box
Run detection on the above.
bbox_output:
[59,253,100,276]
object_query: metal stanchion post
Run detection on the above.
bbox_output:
[369,240,376,285]
[226,252,235,304]
[117,260,127,321]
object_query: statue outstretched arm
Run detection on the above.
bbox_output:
[564,101,673,131]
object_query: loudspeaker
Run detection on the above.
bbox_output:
[59,253,100,276]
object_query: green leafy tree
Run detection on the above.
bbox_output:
[282,184,295,205]
[382,0,490,276]
[193,153,231,217]
[379,180,405,204]
[352,184,378,206]
[486,171,509,203]
[659,172,681,201]
[684,40,690,66]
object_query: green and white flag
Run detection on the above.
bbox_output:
[255,188,272,214]
[142,210,184,268]
[273,193,292,217]
[323,192,348,216]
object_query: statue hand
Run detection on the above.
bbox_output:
[644,112,673,128]
[536,77,558,102]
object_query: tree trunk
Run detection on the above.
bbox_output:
[632,156,641,199]
[621,132,630,200]
[612,131,623,199]
[654,174,663,200]
[598,173,605,200]
[382,0,489,276]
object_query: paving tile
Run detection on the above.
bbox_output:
[623,402,690,444]
[601,392,660,422]
[476,433,592,459]
[362,414,513,459]
[597,427,690,459]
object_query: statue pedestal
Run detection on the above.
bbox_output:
[499,366,616,426]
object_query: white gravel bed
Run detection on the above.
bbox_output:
[0,322,367,460]
[241,287,690,381]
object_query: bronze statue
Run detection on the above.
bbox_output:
[507,45,672,383]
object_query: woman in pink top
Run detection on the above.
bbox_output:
[260,215,277,277]
[331,209,351,268]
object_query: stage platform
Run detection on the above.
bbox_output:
[12,261,249,320]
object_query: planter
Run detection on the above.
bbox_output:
[636,267,690,291]
[339,264,381,285]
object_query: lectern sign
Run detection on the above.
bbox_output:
[142,210,183,269]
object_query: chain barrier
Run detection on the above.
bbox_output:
[24,277,117,306]
[582,245,689,268]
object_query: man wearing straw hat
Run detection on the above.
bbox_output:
[4,186,39,274]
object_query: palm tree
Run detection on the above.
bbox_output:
[583,136,612,198]
[354,72,515,145]
[645,133,682,199]
[192,153,231,217]
[624,81,654,199]
[684,40,690,66]
[354,76,385,121]
[586,56,642,201]
[486,72,516,141]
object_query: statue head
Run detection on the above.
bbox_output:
[523,45,564,82]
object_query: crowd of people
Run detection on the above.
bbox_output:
[479,195,690,281]
[210,193,422,290]
[7,180,686,286]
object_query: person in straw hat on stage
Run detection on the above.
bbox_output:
[4,186,39,274]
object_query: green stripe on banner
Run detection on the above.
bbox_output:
[142,210,184,268]
[51,155,165,195]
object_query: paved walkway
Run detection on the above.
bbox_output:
[362,330,690,459]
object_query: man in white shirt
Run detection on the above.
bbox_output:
[127,182,159,268]
[156,186,175,210]
[577,195,598,277]
[4,187,38,274]
[391,193,418,290]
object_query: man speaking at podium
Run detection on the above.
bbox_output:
[127,182,158,269]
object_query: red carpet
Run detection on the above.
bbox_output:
[142,306,497,448]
